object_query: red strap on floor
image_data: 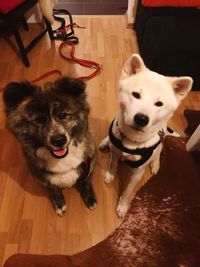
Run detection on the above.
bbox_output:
[0,70,62,92]
[31,23,102,83]
[31,70,62,84]
[29,40,102,84]
[59,40,102,81]
[0,23,102,92]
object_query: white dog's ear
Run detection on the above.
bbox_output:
[121,54,146,79]
[169,77,193,101]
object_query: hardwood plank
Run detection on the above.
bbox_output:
[2,244,18,267]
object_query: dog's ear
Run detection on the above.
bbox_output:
[3,82,35,111]
[55,77,86,97]
[169,76,193,101]
[121,54,146,78]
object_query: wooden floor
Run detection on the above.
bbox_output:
[0,15,199,266]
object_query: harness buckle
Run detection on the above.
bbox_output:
[158,129,165,140]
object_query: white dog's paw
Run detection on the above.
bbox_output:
[104,171,115,184]
[150,160,160,175]
[55,205,67,217]
[99,137,110,152]
[116,202,129,218]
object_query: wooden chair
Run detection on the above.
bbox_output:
[0,0,54,67]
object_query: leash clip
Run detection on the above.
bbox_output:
[76,25,86,29]
[90,64,103,69]
[158,129,165,141]
[90,65,98,69]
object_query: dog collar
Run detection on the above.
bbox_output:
[109,119,164,168]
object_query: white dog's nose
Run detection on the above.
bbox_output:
[134,113,149,127]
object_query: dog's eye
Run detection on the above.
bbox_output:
[58,111,67,120]
[132,92,140,99]
[155,101,163,107]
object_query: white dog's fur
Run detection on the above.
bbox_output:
[100,54,193,218]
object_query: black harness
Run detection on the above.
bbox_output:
[52,9,79,43]
[109,120,164,168]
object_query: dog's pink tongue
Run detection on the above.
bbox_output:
[53,148,67,157]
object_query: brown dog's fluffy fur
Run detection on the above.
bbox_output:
[3,77,97,216]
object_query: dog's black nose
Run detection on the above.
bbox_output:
[134,113,149,127]
[50,134,67,147]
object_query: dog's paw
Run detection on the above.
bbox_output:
[99,137,110,152]
[104,171,115,184]
[150,160,160,175]
[53,197,66,217]
[84,194,97,210]
[116,202,129,218]
[55,204,67,217]
[89,202,97,210]
[87,198,97,210]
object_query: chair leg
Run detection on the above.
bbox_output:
[22,16,29,31]
[44,18,54,40]
[13,28,30,67]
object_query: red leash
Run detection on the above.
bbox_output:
[0,70,62,92]
[0,23,102,92]
[31,23,102,83]
[59,40,102,80]
[31,70,62,83]
[30,39,102,84]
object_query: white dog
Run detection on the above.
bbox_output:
[100,54,193,218]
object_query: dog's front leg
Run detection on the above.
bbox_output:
[104,150,120,184]
[46,186,66,216]
[117,168,145,218]
[99,136,110,152]
[149,143,163,175]
[75,176,97,210]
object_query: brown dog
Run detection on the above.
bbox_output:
[3,76,97,216]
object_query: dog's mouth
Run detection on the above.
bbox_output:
[51,147,68,159]
[130,125,145,132]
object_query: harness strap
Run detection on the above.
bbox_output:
[109,119,163,168]
[53,8,78,42]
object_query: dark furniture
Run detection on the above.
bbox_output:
[0,0,53,67]
[56,0,128,15]
[134,0,200,90]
